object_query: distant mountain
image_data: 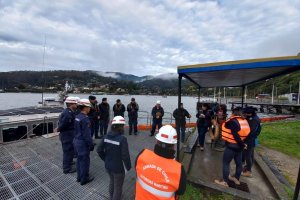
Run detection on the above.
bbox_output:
[94,71,177,82]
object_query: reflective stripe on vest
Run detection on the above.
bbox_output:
[137,176,174,198]
[221,116,250,144]
[104,139,120,145]
[135,149,181,200]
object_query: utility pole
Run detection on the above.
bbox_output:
[271,83,274,104]
[213,87,216,102]
[298,81,300,105]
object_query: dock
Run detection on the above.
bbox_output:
[0,129,156,200]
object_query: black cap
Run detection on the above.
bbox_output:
[131,98,135,101]
[243,106,257,114]
[233,106,243,112]
[102,97,107,101]
[89,95,96,100]
[116,99,121,103]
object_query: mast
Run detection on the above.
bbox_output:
[41,36,46,105]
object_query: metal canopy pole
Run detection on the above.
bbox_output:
[241,86,245,108]
[177,74,182,161]
[294,164,300,200]
[198,86,201,102]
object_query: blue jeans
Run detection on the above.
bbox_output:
[223,147,243,182]
[197,126,208,146]
[100,120,109,136]
[242,146,254,172]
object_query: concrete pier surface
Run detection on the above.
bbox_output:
[187,135,280,200]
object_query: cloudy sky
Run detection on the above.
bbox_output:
[0,0,299,76]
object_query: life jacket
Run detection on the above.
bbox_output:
[135,149,181,200]
[221,116,250,144]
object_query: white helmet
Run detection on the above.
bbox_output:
[112,116,126,125]
[156,100,161,105]
[65,96,78,104]
[78,99,91,107]
[155,125,177,144]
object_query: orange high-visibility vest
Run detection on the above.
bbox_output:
[135,149,181,200]
[222,116,250,144]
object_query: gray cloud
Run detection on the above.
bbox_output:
[0,0,299,75]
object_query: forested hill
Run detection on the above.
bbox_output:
[0,70,299,96]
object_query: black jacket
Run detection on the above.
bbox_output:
[127,102,139,119]
[135,144,186,196]
[151,106,164,120]
[173,108,190,125]
[99,102,110,121]
[113,103,126,117]
[97,130,131,174]
[88,102,100,121]
[196,109,212,127]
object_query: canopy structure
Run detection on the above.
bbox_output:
[177,56,300,87]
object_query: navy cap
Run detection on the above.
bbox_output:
[102,97,107,101]
[89,95,96,100]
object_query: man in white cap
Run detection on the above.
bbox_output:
[150,100,164,136]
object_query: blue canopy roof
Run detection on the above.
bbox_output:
[177,56,300,87]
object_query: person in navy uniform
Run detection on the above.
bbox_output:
[99,97,110,137]
[150,100,164,136]
[73,99,94,185]
[97,116,131,200]
[58,96,78,174]
[88,95,100,139]
[127,98,139,135]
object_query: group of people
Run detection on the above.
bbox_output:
[193,102,261,186]
[88,96,139,137]
[58,96,187,200]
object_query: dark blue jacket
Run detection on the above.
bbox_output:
[97,131,131,174]
[58,108,75,132]
[245,114,261,147]
[74,113,93,151]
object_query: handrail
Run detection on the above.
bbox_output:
[137,110,149,126]
[17,116,48,141]
[164,111,173,124]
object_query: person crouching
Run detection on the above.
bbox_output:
[97,116,131,200]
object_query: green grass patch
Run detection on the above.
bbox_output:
[259,120,300,159]
[181,184,234,200]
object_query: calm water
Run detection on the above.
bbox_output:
[0,93,214,123]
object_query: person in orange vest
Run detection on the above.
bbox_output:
[135,125,186,200]
[214,107,250,187]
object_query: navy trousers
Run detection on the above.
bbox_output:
[90,120,100,138]
[100,120,109,136]
[59,131,75,173]
[197,126,208,146]
[73,139,90,183]
[223,147,243,182]
[151,119,162,134]
[129,118,138,134]
[176,124,186,143]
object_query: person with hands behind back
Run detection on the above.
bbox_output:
[214,107,250,187]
